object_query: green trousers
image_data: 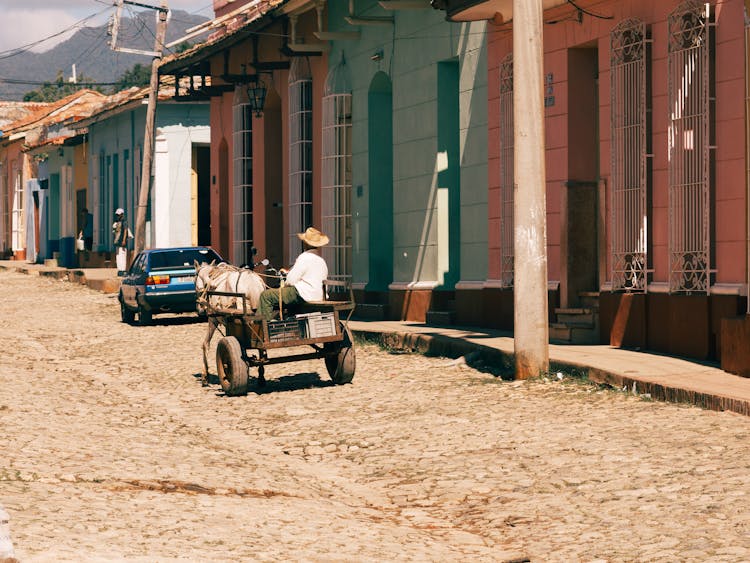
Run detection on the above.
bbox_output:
[258,285,302,320]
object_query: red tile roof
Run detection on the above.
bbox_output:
[0,102,50,129]
[2,90,105,137]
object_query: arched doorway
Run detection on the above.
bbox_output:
[218,138,230,258]
[367,71,393,291]
[263,86,283,267]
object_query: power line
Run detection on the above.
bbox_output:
[565,0,613,20]
[71,28,111,79]
[0,76,122,87]
[0,5,114,61]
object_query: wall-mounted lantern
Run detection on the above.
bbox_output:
[247,75,267,118]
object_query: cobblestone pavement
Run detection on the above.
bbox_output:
[1,270,750,562]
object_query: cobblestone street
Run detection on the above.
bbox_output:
[1,269,750,562]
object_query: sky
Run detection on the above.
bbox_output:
[0,0,214,54]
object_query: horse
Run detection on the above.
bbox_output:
[194,260,267,385]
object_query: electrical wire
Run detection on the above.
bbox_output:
[565,0,613,20]
[70,28,112,82]
[0,5,114,61]
[123,3,175,56]
[0,76,122,87]
[170,3,214,24]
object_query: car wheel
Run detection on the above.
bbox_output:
[138,305,152,326]
[120,294,135,324]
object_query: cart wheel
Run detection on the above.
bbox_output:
[216,336,248,396]
[257,365,266,387]
[138,305,152,326]
[120,296,135,324]
[325,324,355,384]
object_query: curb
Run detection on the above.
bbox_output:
[0,264,121,294]
[584,367,750,416]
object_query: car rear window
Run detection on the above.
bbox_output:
[149,249,222,270]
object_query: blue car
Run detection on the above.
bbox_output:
[119,246,223,325]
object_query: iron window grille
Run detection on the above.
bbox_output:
[499,53,514,288]
[232,86,254,266]
[0,170,7,252]
[667,0,714,293]
[11,166,22,251]
[288,57,313,261]
[61,165,75,238]
[91,156,100,250]
[610,18,650,292]
[321,58,353,283]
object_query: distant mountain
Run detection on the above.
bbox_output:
[0,9,209,101]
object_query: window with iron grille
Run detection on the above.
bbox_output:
[0,170,7,252]
[667,0,714,293]
[91,155,100,250]
[610,18,650,292]
[288,57,313,261]
[61,165,74,238]
[321,59,353,282]
[232,86,254,266]
[97,151,110,250]
[11,166,22,251]
[133,145,142,246]
[499,54,514,287]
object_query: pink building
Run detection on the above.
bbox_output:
[436,0,750,368]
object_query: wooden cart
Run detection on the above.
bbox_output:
[206,280,355,396]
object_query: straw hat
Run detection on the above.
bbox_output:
[297,227,329,247]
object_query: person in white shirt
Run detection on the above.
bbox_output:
[258,227,329,320]
[112,208,128,275]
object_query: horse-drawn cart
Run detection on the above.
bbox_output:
[205,280,355,395]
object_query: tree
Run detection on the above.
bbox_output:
[22,70,98,102]
[174,41,192,54]
[111,63,151,93]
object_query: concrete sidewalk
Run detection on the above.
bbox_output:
[0,259,120,293]
[3,258,750,416]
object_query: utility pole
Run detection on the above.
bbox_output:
[512,0,549,379]
[109,0,169,256]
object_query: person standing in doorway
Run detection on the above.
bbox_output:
[112,208,128,276]
[78,207,93,251]
[258,227,329,320]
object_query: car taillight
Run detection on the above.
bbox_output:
[146,275,170,285]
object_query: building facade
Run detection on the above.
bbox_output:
[72,88,210,260]
[434,0,750,365]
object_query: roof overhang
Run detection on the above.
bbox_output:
[160,9,281,77]
[71,98,144,130]
[433,0,567,23]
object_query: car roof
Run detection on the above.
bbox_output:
[141,246,219,255]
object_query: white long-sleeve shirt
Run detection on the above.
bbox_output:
[285,250,328,302]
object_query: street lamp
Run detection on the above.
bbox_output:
[247,75,267,118]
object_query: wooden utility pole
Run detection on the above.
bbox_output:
[135,1,169,256]
[512,0,549,379]
[109,0,169,257]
